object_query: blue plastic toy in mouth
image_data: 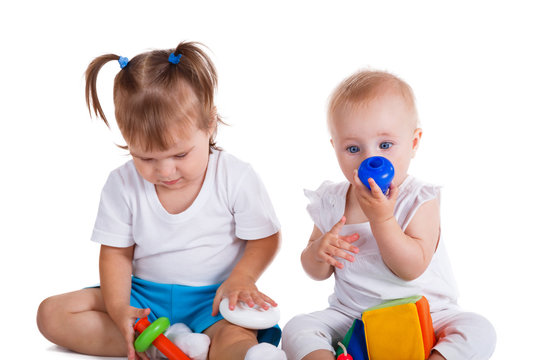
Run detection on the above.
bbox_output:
[358,156,395,194]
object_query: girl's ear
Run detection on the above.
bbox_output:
[208,106,218,134]
[411,128,422,157]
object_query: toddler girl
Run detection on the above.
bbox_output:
[37,42,286,360]
[282,70,496,359]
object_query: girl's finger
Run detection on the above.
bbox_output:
[228,292,241,309]
[137,351,150,360]
[260,292,278,307]
[211,290,224,316]
[251,293,270,310]
[132,307,151,320]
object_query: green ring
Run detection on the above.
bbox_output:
[134,317,170,352]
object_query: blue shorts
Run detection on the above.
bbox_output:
[129,276,281,346]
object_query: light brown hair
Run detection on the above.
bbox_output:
[85,41,222,151]
[328,69,418,127]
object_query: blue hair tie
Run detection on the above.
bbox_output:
[168,52,182,64]
[118,56,129,69]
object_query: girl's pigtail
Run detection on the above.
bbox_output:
[173,42,218,113]
[85,54,122,128]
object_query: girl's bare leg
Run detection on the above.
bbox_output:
[37,288,126,356]
[204,320,258,359]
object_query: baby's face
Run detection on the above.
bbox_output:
[329,91,421,187]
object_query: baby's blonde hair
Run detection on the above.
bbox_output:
[328,69,418,128]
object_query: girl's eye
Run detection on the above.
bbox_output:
[347,146,360,154]
[175,153,187,159]
[379,142,393,150]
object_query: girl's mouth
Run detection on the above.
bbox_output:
[163,178,180,186]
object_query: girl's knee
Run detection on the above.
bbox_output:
[212,321,257,343]
[36,295,63,340]
[205,321,258,360]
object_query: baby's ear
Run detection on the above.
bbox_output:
[411,128,422,156]
[330,138,335,148]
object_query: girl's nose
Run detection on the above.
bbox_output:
[156,159,176,178]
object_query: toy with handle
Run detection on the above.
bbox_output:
[357,156,394,194]
[337,342,353,360]
[133,317,191,360]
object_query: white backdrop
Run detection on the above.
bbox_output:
[1,1,538,358]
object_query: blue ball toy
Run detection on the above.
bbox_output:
[358,156,395,194]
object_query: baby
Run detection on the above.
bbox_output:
[282,70,496,360]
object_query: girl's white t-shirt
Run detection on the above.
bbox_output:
[305,176,459,316]
[92,150,280,286]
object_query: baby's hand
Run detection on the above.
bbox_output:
[312,216,359,270]
[211,274,277,316]
[353,170,398,224]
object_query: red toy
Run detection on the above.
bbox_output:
[337,341,353,360]
[133,317,191,360]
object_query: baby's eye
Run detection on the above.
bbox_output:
[347,145,360,154]
[175,153,187,159]
[379,142,393,150]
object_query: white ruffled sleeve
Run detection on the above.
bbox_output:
[304,181,348,234]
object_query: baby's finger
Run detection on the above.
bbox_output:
[329,216,346,235]
[387,182,399,200]
[340,232,359,244]
[321,252,345,269]
[367,178,385,198]
[330,242,356,262]
[352,170,372,196]
[338,235,360,254]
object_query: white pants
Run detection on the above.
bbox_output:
[282,306,496,360]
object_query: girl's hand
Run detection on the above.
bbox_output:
[353,170,398,224]
[311,216,360,270]
[109,305,151,360]
[211,274,277,316]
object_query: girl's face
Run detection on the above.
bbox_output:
[329,91,422,187]
[128,123,214,193]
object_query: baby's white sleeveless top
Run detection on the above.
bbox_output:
[305,176,459,317]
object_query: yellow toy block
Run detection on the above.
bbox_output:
[362,295,435,360]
